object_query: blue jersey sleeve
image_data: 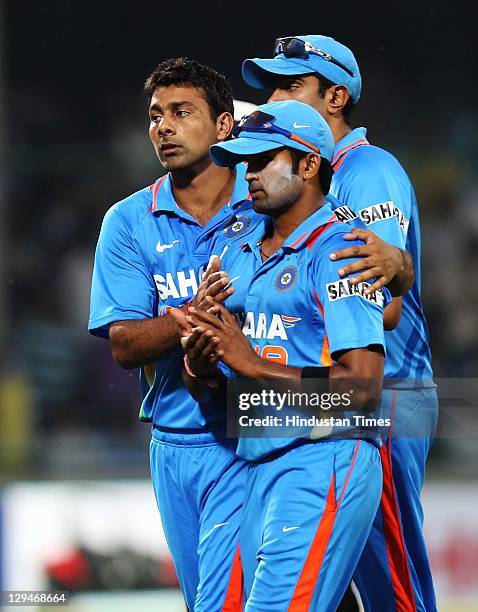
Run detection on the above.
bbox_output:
[217,361,234,379]
[337,147,414,250]
[313,233,387,356]
[89,206,156,338]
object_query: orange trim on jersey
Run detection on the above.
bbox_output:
[332,155,347,173]
[312,290,333,366]
[289,216,337,251]
[337,440,361,508]
[306,218,337,250]
[332,139,370,173]
[289,441,361,611]
[289,231,310,249]
[332,138,369,166]
[222,543,243,611]
[380,392,417,612]
[148,183,155,212]
[149,175,168,213]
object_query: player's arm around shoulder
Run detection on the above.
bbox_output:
[325,226,402,329]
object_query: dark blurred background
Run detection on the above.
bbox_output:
[1,1,478,481]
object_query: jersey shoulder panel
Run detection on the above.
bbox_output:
[311,220,356,254]
[341,144,411,185]
[107,185,154,235]
[306,221,359,279]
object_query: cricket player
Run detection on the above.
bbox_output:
[241,35,438,611]
[88,58,255,611]
[176,99,390,610]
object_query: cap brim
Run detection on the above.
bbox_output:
[242,58,315,89]
[210,138,284,167]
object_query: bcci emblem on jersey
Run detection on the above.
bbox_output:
[224,214,252,238]
[275,265,298,292]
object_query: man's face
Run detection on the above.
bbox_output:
[268,75,328,117]
[244,148,303,215]
[148,85,219,171]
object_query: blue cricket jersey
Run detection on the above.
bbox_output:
[329,127,434,385]
[220,199,388,461]
[89,164,256,430]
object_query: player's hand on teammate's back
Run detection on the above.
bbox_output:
[188,303,260,378]
[190,255,234,311]
[329,228,405,294]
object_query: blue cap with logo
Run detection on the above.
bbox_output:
[210,99,334,167]
[242,34,362,103]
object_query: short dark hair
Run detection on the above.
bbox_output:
[289,148,334,195]
[316,74,356,127]
[144,58,234,120]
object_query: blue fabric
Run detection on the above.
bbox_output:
[89,165,255,429]
[241,439,382,610]
[149,428,248,611]
[330,127,434,385]
[353,388,438,611]
[219,199,388,461]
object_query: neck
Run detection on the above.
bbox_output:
[170,159,235,224]
[327,116,352,144]
[263,191,325,252]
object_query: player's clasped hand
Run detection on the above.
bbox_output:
[187,302,259,378]
[183,325,223,377]
[169,307,218,377]
[190,255,235,311]
[329,228,404,294]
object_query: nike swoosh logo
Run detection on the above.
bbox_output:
[292,122,310,129]
[282,526,300,533]
[213,522,229,529]
[156,240,180,253]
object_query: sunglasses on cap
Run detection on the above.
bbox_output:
[233,110,319,154]
[273,37,355,78]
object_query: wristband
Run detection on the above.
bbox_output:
[183,355,198,378]
[301,366,330,379]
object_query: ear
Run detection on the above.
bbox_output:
[302,152,320,180]
[328,85,350,115]
[216,112,234,142]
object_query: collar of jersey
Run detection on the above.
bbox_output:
[241,199,337,253]
[150,163,250,214]
[332,127,369,167]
